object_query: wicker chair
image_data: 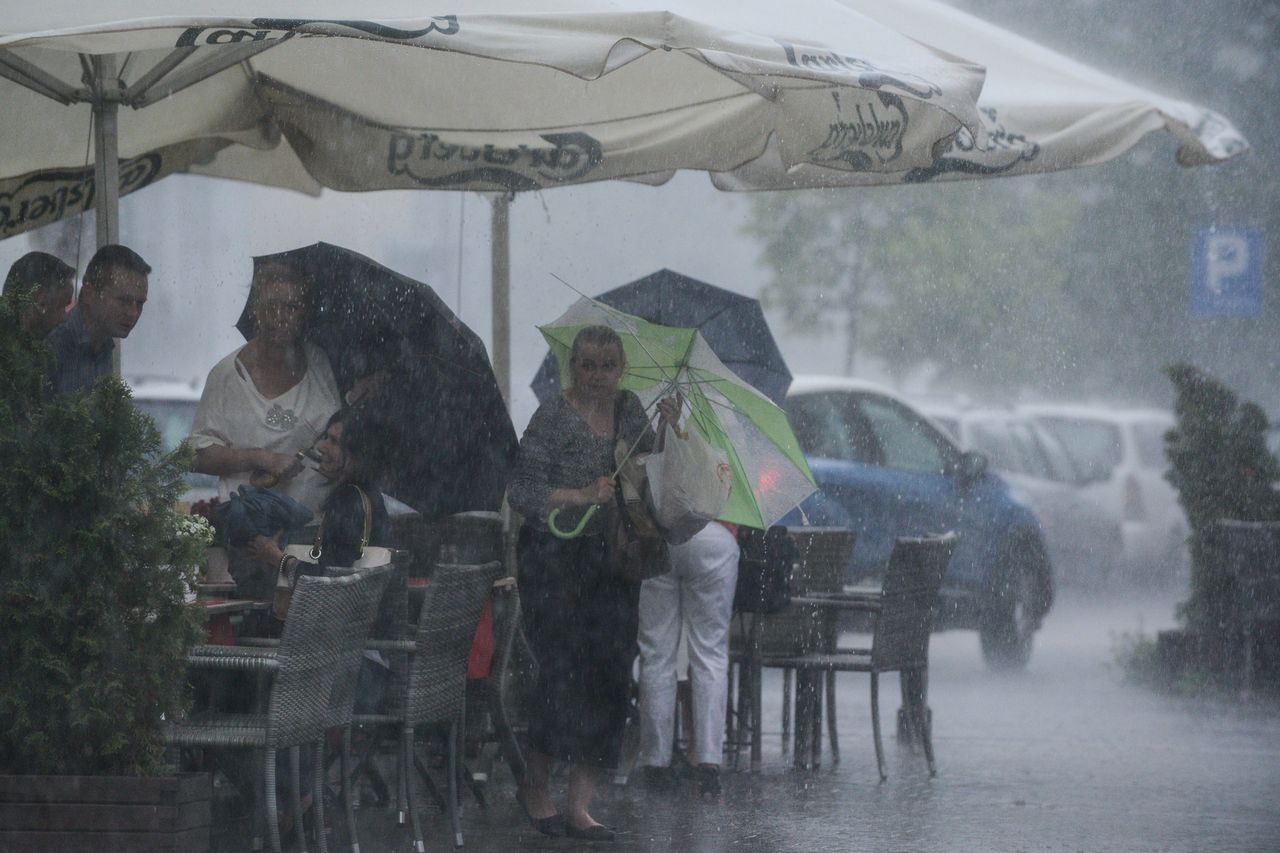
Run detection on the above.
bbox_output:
[730,527,855,769]
[780,534,956,781]
[169,565,393,853]
[320,552,408,853]
[355,560,504,850]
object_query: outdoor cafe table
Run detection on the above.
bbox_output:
[782,580,934,771]
[777,582,883,770]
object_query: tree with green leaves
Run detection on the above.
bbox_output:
[745,178,1085,391]
[0,297,205,777]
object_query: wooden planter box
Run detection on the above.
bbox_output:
[0,772,210,853]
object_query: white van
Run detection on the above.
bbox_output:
[1019,404,1189,583]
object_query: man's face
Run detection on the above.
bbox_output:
[315,422,348,480]
[26,276,73,338]
[86,266,148,340]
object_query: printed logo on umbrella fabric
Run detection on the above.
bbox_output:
[175,17,460,48]
[0,154,164,240]
[386,131,604,191]
[807,91,910,170]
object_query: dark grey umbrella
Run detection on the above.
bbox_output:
[530,269,792,406]
[237,243,517,519]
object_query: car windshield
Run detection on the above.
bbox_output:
[967,420,1023,473]
[1034,416,1123,480]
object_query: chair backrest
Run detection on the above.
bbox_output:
[324,551,409,725]
[758,527,856,656]
[437,512,505,566]
[267,565,393,747]
[404,560,505,725]
[871,534,956,672]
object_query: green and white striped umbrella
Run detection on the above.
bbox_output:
[540,297,816,530]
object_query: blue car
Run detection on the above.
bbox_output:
[782,377,1054,670]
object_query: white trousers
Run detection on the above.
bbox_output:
[637,522,740,768]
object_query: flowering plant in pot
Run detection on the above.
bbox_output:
[0,297,209,849]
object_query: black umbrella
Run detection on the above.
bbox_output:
[237,242,517,520]
[531,269,792,405]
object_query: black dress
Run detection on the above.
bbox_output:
[508,391,653,767]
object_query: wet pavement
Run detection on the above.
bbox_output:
[213,587,1280,852]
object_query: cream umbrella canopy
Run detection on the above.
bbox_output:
[712,0,1247,190]
[0,1,990,244]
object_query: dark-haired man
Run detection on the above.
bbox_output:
[2,251,74,338]
[46,244,151,396]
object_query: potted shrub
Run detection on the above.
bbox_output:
[1161,363,1280,685]
[0,298,212,851]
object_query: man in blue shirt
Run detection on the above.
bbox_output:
[46,244,151,397]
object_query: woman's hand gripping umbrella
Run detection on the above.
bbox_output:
[539,298,817,538]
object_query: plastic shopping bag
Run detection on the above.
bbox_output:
[645,422,732,544]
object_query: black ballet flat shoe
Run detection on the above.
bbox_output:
[517,790,565,837]
[531,813,567,837]
[566,822,617,842]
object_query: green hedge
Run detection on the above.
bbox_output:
[0,298,204,776]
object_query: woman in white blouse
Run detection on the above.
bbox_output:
[189,258,342,597]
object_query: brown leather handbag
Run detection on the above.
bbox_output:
[607,396,670,582]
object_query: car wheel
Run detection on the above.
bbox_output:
[979,541,1045,671]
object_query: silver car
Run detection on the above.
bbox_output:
[925,406,1123,588]
[1019,404,1189,584]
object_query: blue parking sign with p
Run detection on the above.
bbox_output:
[1190,227,1264,316]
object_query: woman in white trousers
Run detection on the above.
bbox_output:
[637,521,740,796]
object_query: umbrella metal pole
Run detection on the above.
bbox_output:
[490,193,511,406]
[91,55,120,249]
[91,54,123,376]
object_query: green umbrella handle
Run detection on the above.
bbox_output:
[547,505,599,539]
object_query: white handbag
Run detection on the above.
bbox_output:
[645,421,732,544]
[274,486,389,618]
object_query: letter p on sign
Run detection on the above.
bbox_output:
[1190,227,1264,316]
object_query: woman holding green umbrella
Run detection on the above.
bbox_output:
[508,324,678,841]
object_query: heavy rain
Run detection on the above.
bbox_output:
[0,1,1277,852]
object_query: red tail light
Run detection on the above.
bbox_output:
[1123,475,1145,521]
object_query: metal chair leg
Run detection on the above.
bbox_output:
[341,728,360,853]
[750,649,763,768]
[780,668,792,751]
[870,672,886,783]
[448,719,464,847]
[810,671,822,769]
[488,684,526,786]
[266,748,283,853]
[252,748,266,851]
[405,728,426,853]
[313,741,329,853]
[397,726,408,827]
[825,669,840,765]
[290,746,308,853]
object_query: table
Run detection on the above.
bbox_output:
[785,585,882,769]
[783,581,934,770]
[192,595,268,645]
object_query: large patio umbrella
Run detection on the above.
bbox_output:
[0,1,989,244]
[713,0,1248,189]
